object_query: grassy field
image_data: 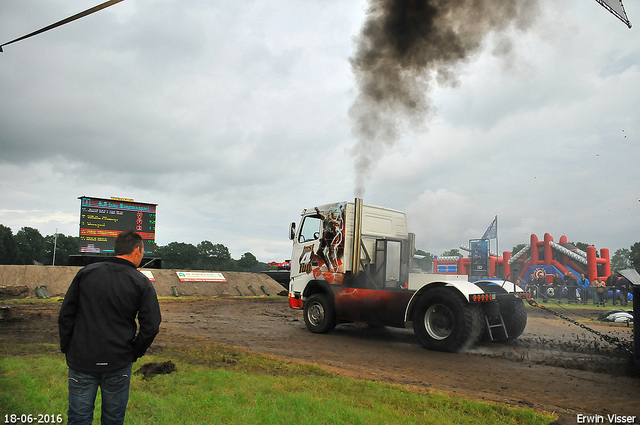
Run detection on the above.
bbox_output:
[0,337,557,425]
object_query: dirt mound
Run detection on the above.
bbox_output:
[135,360,177,379]
[0,265,284,298]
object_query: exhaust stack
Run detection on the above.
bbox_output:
[352,198,364,276]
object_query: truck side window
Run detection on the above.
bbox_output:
[298,216,322,243]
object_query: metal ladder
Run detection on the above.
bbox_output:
[485,314,508,341]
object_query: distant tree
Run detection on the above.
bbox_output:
[0,224,17,264]
[196,241,233,270]
[14,227,46,265]
[237,252,259,271]
[60,234,80,261]
[254,261,270,272]
[610,248,632,272]
[144,241,269,272]
[44,233,79,266]
[511,244,527,256]
[210,243,231,261]
[570,242,592,253]
[157,241,241,270]
[441,249,461,258]
[413,249,433,272]
[630,242,640,272]
[196,240,216,270]
[157,242,199,269]
[197,240,216,257]
[568,242,602,260]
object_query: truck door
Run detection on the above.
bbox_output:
[290,214,323,280]
[374,239,402,288]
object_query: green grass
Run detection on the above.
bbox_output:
[0,341,555,425]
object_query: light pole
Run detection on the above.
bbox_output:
[52,228,58,266]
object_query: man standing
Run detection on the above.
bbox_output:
[607,273,618,305]
[618,276,631,306]
[553,273,564,299]
[58,230,161,425]
[578,274,590,305]
[596,277,607,307]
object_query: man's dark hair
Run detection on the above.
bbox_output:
[114,230,144,256]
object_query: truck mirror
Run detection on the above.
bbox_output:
[289,222,296,241]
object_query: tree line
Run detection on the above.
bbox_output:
[0,225,269,272]
[0,225,79,266]
[1,224,638,273]
[156,241,268,272]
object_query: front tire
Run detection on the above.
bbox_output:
[303,293,336,334]
[412,287,482,352]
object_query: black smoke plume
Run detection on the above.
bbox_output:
[350,0,538,197]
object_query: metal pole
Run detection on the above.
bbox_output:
[495,216,500,279]
[619,269,640,369]
[495,215,498,260]
[52,228,58,266]
[634,284,640,368]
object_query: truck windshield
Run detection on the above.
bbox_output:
[298,216,322,243]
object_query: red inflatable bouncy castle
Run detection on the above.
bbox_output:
[433,233,611,284]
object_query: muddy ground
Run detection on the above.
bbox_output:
[1,297,638,423]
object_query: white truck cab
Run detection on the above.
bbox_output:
[288,199,527,352]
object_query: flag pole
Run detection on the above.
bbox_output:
[495,215,498,259]
[496,216,500,277]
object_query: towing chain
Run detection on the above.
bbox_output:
[525,298,633,354]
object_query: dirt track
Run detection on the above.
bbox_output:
[1,297,638,423]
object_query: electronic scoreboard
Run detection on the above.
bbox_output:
[78,196,157,255]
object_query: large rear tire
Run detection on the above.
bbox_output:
[303,293,336,334]
[496,298,527,342]
[412,287,482,352]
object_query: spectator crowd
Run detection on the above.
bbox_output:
[523,271,632,306]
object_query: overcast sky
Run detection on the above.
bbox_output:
[1,0,638,263]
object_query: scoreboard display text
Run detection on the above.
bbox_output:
[78,196,157,255]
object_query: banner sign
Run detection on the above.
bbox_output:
[469,239,490,277]
[176,271,227,282]
[140,270,155,281]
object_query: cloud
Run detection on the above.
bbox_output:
[406,189,480,254]
[0,0,638,263]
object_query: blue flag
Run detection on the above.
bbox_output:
[482,216,497,239]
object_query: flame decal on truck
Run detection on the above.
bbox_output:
[299,202,346,284]
[318,202,345,273]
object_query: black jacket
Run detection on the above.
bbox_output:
[58,257,161,373]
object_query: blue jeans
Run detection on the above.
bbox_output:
[67,363,132,425]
